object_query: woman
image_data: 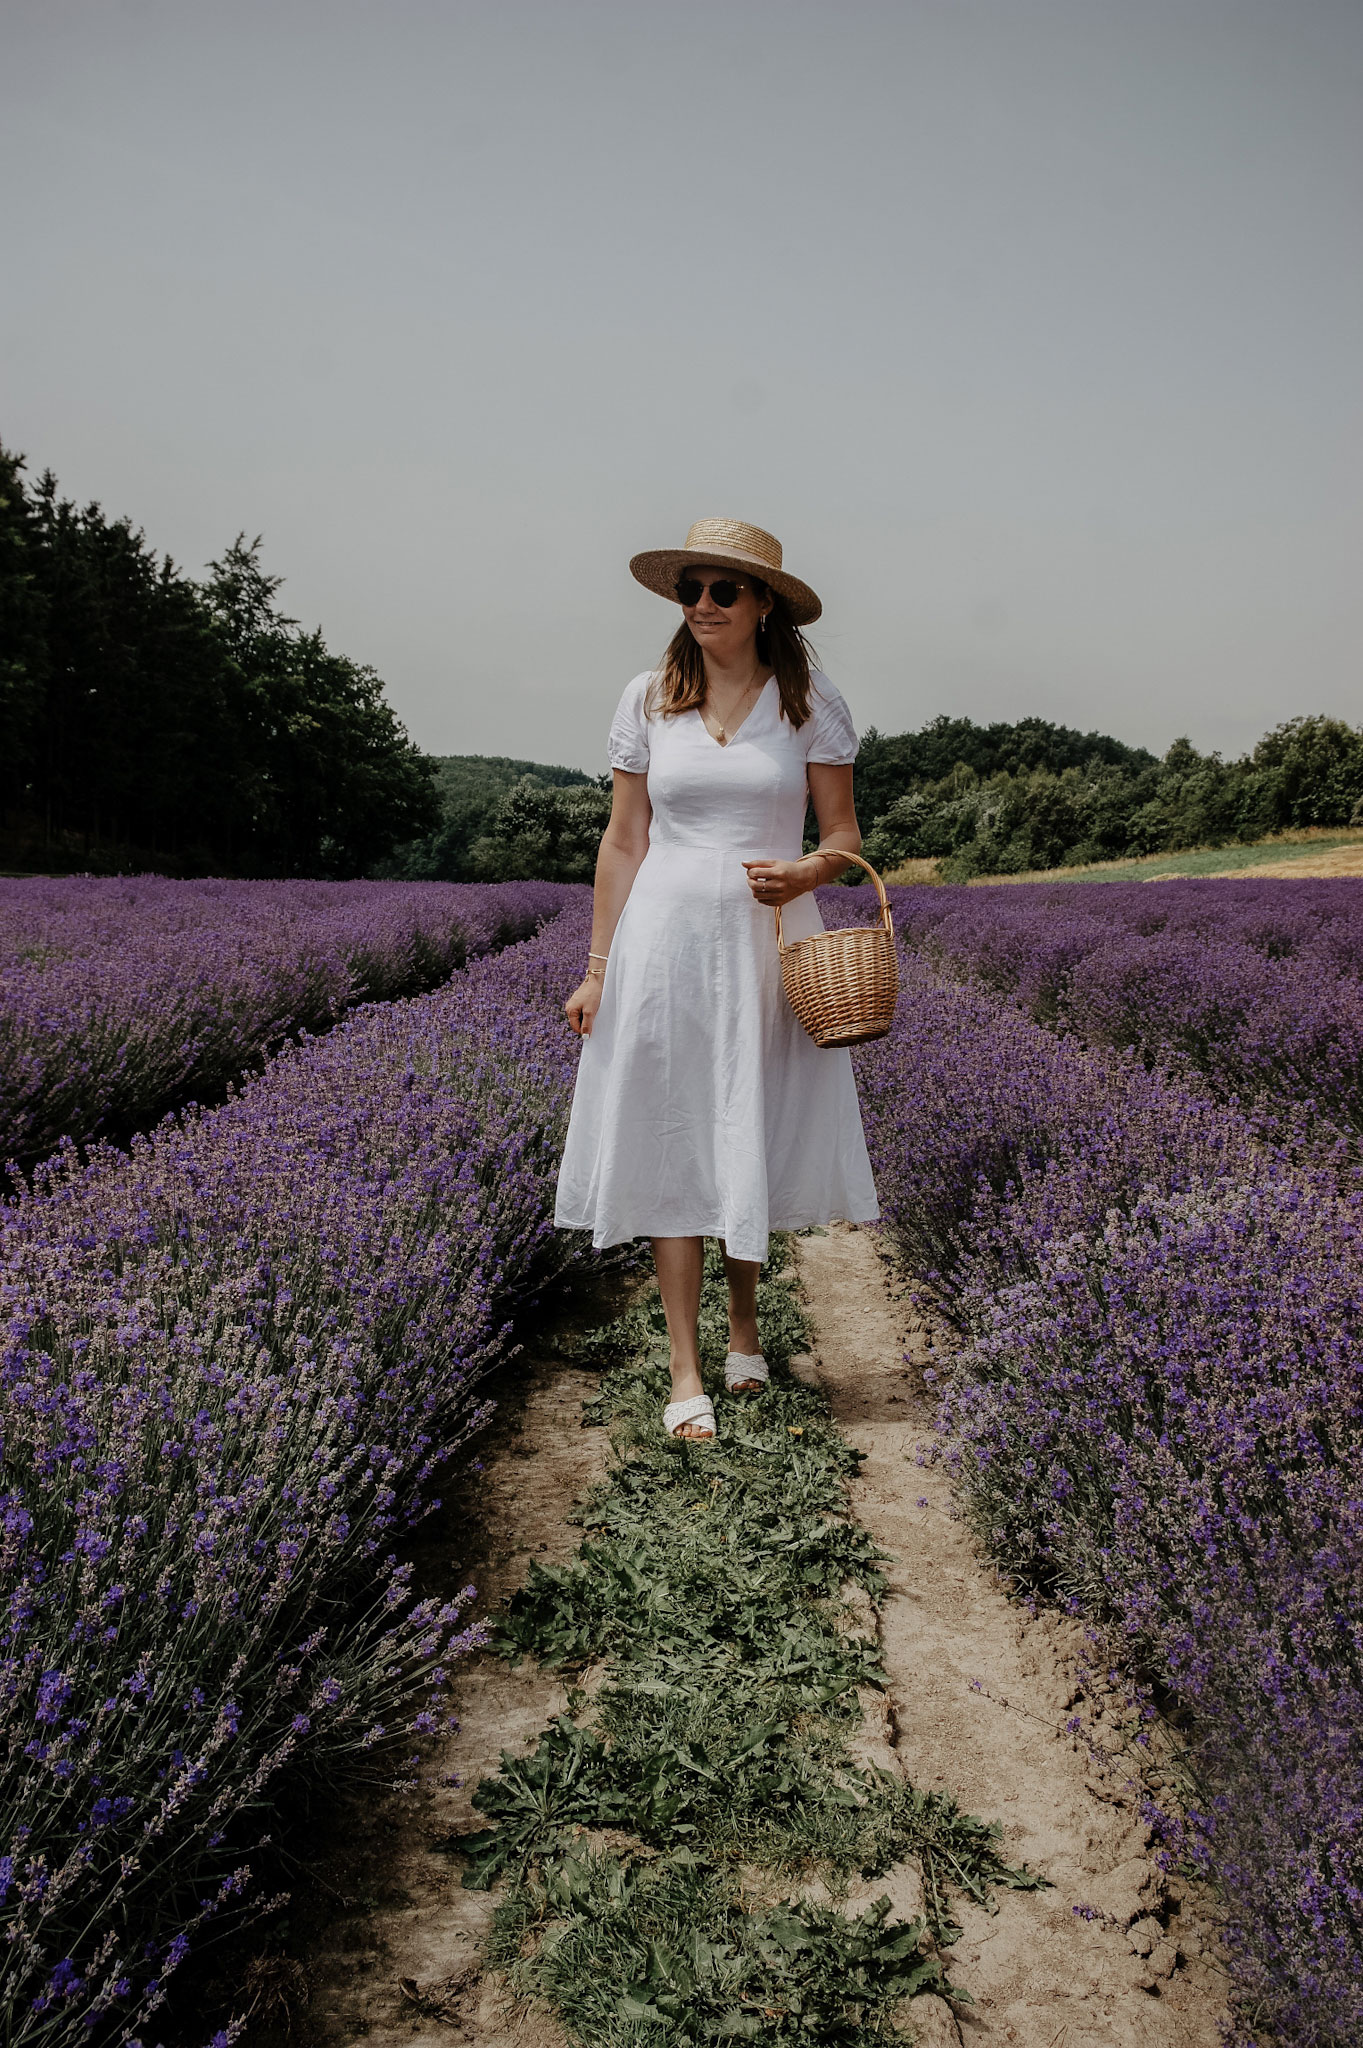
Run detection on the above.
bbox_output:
[555,518,879,1439]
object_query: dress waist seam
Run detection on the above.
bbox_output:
[646,841,799,856]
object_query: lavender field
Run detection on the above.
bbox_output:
[885,876,1363,1139]
[3,875,1360,2046]
[846,877,1363,2046]
[2,886,599,2044]
[0,876,572,1176]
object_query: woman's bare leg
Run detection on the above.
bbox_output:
[651,1235,712,1437]
[722,1246,764,1388]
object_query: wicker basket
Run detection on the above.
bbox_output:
[774,851,899,1048]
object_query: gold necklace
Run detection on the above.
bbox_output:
[707,666,766,744]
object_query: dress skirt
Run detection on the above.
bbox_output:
[554,843,879,1264]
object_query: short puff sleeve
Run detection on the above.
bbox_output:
[607,673,653,773]
[806,673,859,764]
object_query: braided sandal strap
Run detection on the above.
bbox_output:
[662,1393,716,1438]
[724,1352,769,1389]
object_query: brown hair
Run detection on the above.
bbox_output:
[646,582,818,729]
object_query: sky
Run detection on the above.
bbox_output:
[2,0,1360,772]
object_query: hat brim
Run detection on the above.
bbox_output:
[629,546,821,626]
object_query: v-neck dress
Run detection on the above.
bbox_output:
[553,669,879,1263]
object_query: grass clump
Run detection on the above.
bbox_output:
[444,1237,1041,2042]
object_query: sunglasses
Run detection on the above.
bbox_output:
[676,574,748,608]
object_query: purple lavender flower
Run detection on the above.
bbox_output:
[0,875,573,1175]
[1,887,602,2044]
[842,886,1363,2044]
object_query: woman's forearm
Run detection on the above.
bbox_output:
[590,833,647,958]
[801,826,862,888]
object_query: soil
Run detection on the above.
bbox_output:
[234,1230,1229,2048]
[901,827,1363,889]
[798,1225,1229,2047]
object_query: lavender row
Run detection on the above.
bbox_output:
[1,893,597,2046]
[0,876,575,1176]
[852,946,1363,2046]
[873,877,1363,1139]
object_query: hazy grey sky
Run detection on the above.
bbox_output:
[3,0,1359,770]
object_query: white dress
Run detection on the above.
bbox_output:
[553,669,880,1264]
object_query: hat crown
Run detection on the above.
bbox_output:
[684,518,783,573]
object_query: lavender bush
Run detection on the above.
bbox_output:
[872,877,1363,1140]
[0,876,572,1175]
[943,1178,1363,2043]
[848,944,1278,1284]
[842,906,1363,2046]
[2,892,597,2045]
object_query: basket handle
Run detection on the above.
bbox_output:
[774,849,895,953]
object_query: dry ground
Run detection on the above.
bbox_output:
[799,1226,1228,2048]
[237,1230,1228,2048]
[885,826,1363,889]
[1195,845,1363,879]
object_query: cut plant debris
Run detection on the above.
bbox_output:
[442,1236,1042,2044]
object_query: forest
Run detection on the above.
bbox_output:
[0,444,436,876]
[4,438,1360,884]
[855,711,1363,879]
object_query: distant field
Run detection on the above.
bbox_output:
[885,828,1363,888]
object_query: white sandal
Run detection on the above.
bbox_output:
[663,1392,717,1440]
[724,1352,769,1394]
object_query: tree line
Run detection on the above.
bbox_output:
[402,712,1363,887]
[377,753,607,884]
[856,712,1363,879]
[0,443,436,875]
[4,438,1358,883]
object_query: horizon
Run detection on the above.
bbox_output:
[419,703,1298,774]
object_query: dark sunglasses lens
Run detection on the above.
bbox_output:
[676,576,742,607]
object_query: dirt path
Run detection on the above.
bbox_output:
[799,1224,1228,2048]
[268,1231,1228,2047]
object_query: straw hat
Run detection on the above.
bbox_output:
[630,517,822,626]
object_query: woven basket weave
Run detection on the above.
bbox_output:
[775,852,899,1048]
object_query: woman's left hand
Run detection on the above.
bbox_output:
[742,858,814,908]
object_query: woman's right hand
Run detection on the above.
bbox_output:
[564,973,603,1037]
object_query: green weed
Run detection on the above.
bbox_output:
[444,1238,1042,2039]
[487,1847,949,2045]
